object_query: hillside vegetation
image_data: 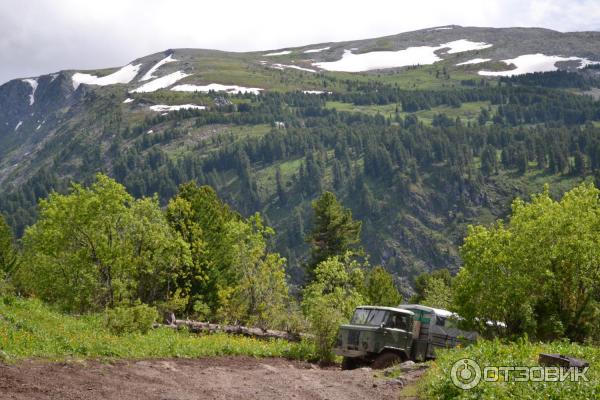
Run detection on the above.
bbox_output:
[0,296,315,362]
[1,117,600,400]
[2,81,600,291]
[2,27,600,291]
[420,339,599,399]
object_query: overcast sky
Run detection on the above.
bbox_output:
[1,0,599,84]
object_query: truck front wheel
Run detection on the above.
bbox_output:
[372,351,403,369]
[341,357,358,370]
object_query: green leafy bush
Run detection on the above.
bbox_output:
[455,183,600,341]
[302,254,365,362]
[104,304,158,335]
[20,175,189,313]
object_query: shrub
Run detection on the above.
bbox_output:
[302,255,365,362]
[104,304,158,335]
[303,294,350,362]
[156,288,189,319]
[0,281,14,297]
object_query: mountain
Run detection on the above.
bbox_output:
[1,25,600,292]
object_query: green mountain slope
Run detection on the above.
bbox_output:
[1,25,600,293]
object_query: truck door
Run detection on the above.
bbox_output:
[384,313,411,350]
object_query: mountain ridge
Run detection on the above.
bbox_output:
[6,25,600,85]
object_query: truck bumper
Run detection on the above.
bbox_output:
[333,348,367,358]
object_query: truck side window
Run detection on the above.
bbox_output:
[389,314,408,330]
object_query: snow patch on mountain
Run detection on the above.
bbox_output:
[302,90,331,94]
[130,71,190,93]
[265,50,292,56]
[22,78,38,106]
[140,54,177,81]
[171,83,263,95]
[123,98,134,103]
[478,54,600,76]
[304,47,330,54]
[149,104,206,112]
[442,39,492,54]
[457,58,492,66]
[271,64,316,73]
[72,64,141,89]
[314,48,441,72]
[14,121,22,131]
[313,39,493,72]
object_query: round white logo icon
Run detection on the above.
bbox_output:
[451,358,482,390]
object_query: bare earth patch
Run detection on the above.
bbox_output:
[0,357,407,400]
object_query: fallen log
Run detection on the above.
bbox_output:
[538,353,589,370]
[155,319,311,343]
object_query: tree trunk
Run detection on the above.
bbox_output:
[155,319,311,342]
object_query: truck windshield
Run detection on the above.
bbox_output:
[350,308,389,326]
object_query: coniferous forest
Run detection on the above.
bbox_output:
[3,75,600,289]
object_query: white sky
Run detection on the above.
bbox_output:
[1,0,599,83]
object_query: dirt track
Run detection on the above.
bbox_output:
[0,357,418,400]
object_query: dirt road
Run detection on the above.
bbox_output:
[0,357,417,400]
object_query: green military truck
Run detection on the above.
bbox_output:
[334,304,478,369]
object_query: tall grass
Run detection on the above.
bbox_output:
[420,338,599,399]
[0,296,316,362]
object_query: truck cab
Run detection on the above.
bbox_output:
[334,304,478,369]
[333,306,416,369]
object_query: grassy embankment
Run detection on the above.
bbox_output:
[0,296,316,362]
[415,339,599,399]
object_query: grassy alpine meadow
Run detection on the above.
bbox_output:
[419,339,600,399]
[325,100,497,125]
[0,296,316,362]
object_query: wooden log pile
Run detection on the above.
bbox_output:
[155,316,311,343]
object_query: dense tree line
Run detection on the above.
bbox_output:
[500,70,600,89]
[330,81,600,118]
[1,82,600,283]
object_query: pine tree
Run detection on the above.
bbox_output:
[480,145,497,176]
[573,151,586,175]
[275,167,288,205]
[516,147,528,175]
[332,160,344,189]
[364,266,402,306]
[307,192,362,278]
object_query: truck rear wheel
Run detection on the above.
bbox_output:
[372,352,403,369]
[341,357,358,370]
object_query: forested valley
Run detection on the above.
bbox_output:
[3,74,600,289]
